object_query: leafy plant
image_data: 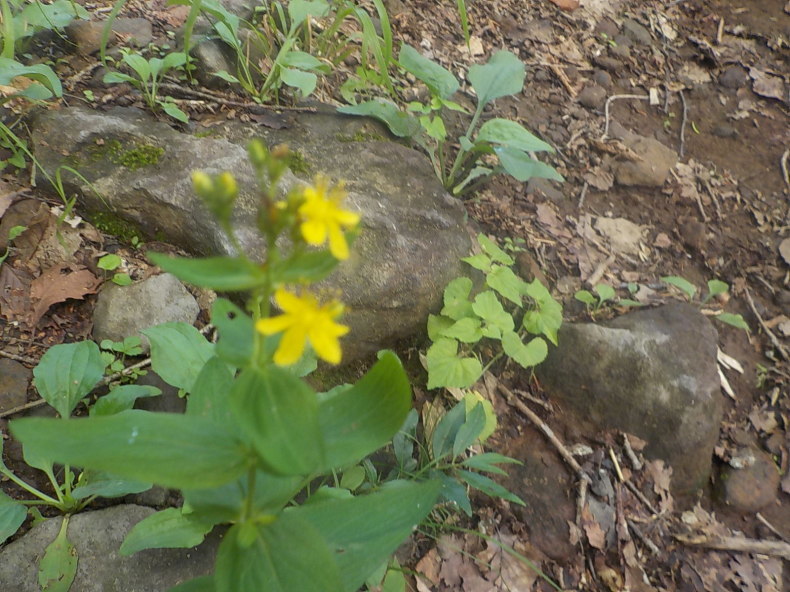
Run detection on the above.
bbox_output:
[339,45,562,195]
[661,276,749,330]
[426,233,563,389]
[0,224,26,267]
[99,336,145,379]
[103,48,189,122]
[97,253,133,286]
[8,141,443,591]
[575,283,642,315]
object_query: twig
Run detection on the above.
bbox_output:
[512,388,552,412]
[0,349,37,365]
[158,82,317,113]
[623,479,660,516]
[627,519,660,555]
[678,90,688,158]
[600,94,651,140]
[577,181,589,209]
[586,254,616,288]
[780,149,789,192]
[743,286,790,361]
[609,447,625,482]
[674,533,790,560]
[622,434,643,471]
[548,63,577,98]
[756,512,789,543]
[715,17,725,45]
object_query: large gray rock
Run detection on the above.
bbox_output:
[536,302,722,495]
[0,505,220,592]
[31,106,471,361]
[92,273,200,354]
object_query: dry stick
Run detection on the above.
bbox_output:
[627,520,660,556]
[743,286,790,361]
[157,82,318,113]
[600,95,651,140]
[0,349,37,365]
[674,534,790,560]
[678,89,688,158]
[586,254,616,288]
[577,181,589,209]
[756,512,789,543]
[623,479,660,516]
[715,17,725,45]
[622,434,643,471]
[548,63,577,98]
[780,148,790,192]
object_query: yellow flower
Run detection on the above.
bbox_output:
[298,176,360,260]
[256,288,350,366]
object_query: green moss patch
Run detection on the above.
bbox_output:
[88,139,164,171]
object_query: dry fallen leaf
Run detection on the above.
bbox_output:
[778,237,790,266]
[548,0,580,11]
[749,68,786,101]
[29,263,100,326]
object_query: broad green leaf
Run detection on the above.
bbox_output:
[398,44,459,99]
[431,400,466,460]
[16,0,88,33]
[0,58,61,97]
[281,51,327,71]
[294,480,441,591]
[427,314,454,341]
[462,391,497,442]
[0,490,26,545]
[103,71,138,85]
[707,279,729,298]
[10,410,248,489]
[271,249,340,284]
[472,291,514,334]
[186,356,235,422]
[162,51,187,71]
[661,276,697,301]
[338,100,421,138]
[33,341,105,418]
[486,265,524,306]
[168,576,215,592]
[112,273,133,286]
[419,114,446,141]
[458,470,524,505]
[97,254,121,270]
[460,452,521,476]
[453,165,492,195]
[280,67,318,97]
[211,298,254,368]
[440,317,483,343]
[161,102,189,123]
[288,0,331,29]
[339,466,366,491]
[461,252,492,272]
[494,146,564,182]
[143,323,213,393]
[71,470,150,499]
[122,52,151,82]
[120,508,213,555]
[522,305,561,345]
[426,338,482,390]
[594,284,616,303]
[575,290,596,305]
[452,402,486,457]
[435,471,472,515]
[213,70,240,83]
[477,118,554,153]
[318,351,411,470]
[716,313,750,331]
[38,516,77,592]
[441,276,474,320]
[90,384,161,417]
[501,332,548,369]
[467,50,524,108]
[230,367,323,476]
[477,233,514,265]
[148,253,267,291]
[214,515,341,592]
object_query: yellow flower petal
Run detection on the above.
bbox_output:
[328,222,349,260]
[274,325,308,366]
[300,218,328,246]
[255,315,293,335]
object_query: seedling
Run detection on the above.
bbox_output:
[575,283,643,315]
[662,276,749,330]
[0,225,26,267]
[97,253,132,286]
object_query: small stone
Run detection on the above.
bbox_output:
[66,18,152,55]
[0,359,31,413]
[678,219,707,252]
[547,93,564,105]
[614,133,679,187]
[622,18,652,45]
[718,448,780,511]
[593,55,623,72]
[719,65,749,89]
[527,177,564,203]
[594,18,619,39]
[593,70,613,89]
[711,124,738,138]
[534,69,550,82]
[610,35,632,59]
[578,84,607,110]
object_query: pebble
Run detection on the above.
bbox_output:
[610,42,631,60]
[535,69,550,82]
[622,18,652,45]
[712,124,738,138]
[547,93,564,105]
[594,18,619,39]
[578,84,607,110]
[717,448,780,511]
[593,55,623,72]
[719,65,750,89]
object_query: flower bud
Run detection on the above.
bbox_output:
[247,140,268,169]
[192,171,213,199]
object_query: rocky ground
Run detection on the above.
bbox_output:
[0,0,788,591]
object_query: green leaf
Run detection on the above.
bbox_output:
[186,356,235,422]
[426,338,482,390]
[210,299,254,368]
[287,0,331,29]
[501,332,548,369]
[398,44,459,99]
[97,254,122,270]
[38,516,77,592]
[148,253,267,291]
[161,101,189,123]
[427,314,454,341]
[90,384,161,417]
[575,290,596,305]
[477,119,554,153]
[339,465,366,491]
[661,276,697,301]
[281,50,327,71]
[494,146,564,182]
[214,515,341,592]
[338,100,421,138]
[0,490,26,545]
[162,51,187,71]
[705,279,729,303]
[168,576,215,592]
[458,470,524,505]
[122,52,151,82]
[440,317,483,343]
[294,480,441,592]
[280,67,318,98]
[143,323,214,393]
[120,508,213,555]
[33,341,105,418]
[71,470,151,499]
[467,50,525,108]
[318,351,412,470]
[435,471,472,515]
[10,410,248,489]
[0,57,62,98]
[112,273,133,286]
[486,265,524,307]
[431,400,467,460]
[230,367,323,476]
[461,253,492,272]
[594,284,616,303]
[472,290,514,335]
[103,71,138,85]
[460,452,521,476]
[477,233,514,265]
[271,249,341,285]
[462,391,497,442]
[441,276,474,320]
[716,313,750,331]
[452,402,486,457]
